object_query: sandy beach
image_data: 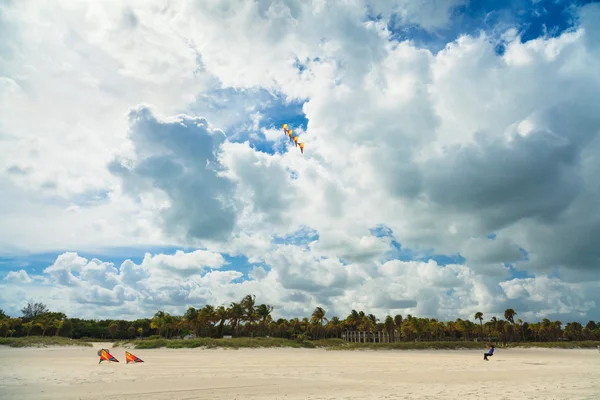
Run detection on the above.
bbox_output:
[1,344,599,400]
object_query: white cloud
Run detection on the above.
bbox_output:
[2,250,599,323]
[107,105,238,244]
[143,249,226,277]
[4,270,32,284]
[1,1,600,322]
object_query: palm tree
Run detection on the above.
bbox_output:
[108,322,118,339]
[215,306,230,337]
[36,316,56,337]
[0,320,8,337]
[255,304,273,336]
[127,325,136,338]
[584,321,598,340]
[151,311,167,338]
[55,319,64,337]
[504,309,516,341]
[504,309,516,324]
[198,305,217,337]
[228,302,244,337]
[184,307,200,337]
[326,317,342,338]
[474,312,484,339]
[241,295,257,337]
[8,318,22,337]
[394,314,403,341]
[311,307,327,325]
[516,319,525,342]
[384,316,395,342]
[23,321,33,337]
[346,310,360,331]
[311,307,328,339]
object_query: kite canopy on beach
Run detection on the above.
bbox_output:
[98,348,119,363]
[125,351,144,364]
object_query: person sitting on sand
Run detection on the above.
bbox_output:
[484,344,495,361]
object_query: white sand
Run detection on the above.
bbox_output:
[1,344,599,399]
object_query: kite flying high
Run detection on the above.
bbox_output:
[281,123,304,154]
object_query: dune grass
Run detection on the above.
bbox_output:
[2,336,598,350]
[329,340,600,350]
[506,341,600,349]
[122,337,346,350]
[326,341,486,351]
[112,338,600,351]
[0,336,94,348]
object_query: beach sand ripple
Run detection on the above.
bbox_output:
[1,345,599,399]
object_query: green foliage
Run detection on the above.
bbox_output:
[507,341,600,349]
[131,337,344,350]
[147,335,162,340]
[0,336,93,348]
[328,341,496,351]
[20,302,49,321]
[60,319,74,338]
[93,338,600,351]
[326,340,600,351]
[3,298,600,349]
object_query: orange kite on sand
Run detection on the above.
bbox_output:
[98,348,119,363]
[125,351,144,364]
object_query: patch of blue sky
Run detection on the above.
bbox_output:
[247,134,279,155]
[188,86,308,156]
[383,238,412,262]
[487,233,497,240]
[379,237,465,266]
[548,264,561,279]
[369,224,394,238]
[416,253,466,266]
[286,167,299,180]
[385,0,595,53]
[220,254,267,282]
[69,188,111,206]
[293,56,308,73]
[519,247,530,261]
[261,99,308,133]
[272,225,319,247]
[505,262,535,279]
[369,224,465,265]
[0,252,63,276]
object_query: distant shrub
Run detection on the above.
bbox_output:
[0,336,93,348]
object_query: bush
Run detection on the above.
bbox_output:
[0,336,93,348]
[131,337,348,350]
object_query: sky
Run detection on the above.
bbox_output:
[1,0,600,324]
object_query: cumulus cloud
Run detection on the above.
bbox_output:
[2,249,599,322]
[1,1,600,322]
[143,249,226,277]
[4,270,33,284]
[108,105,238,243]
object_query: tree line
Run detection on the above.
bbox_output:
[1,295,598,342]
